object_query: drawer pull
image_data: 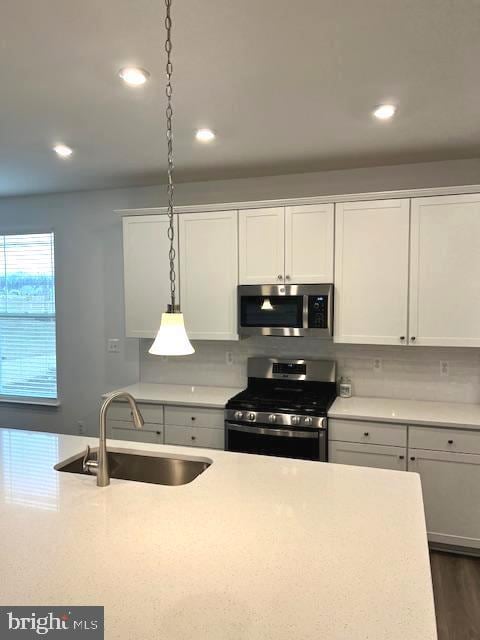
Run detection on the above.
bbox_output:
[400,336,405,341]
[399,455,405,460]
[156,431,161,435]
[448,439,454,444]
[363,432,369,437]
[410,456,416,461]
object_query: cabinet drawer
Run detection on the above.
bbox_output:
[164,405,224,430]
[108,402,164,425]
[329,419,407,447]
[111,422,164,444]
[165,425,224,450]
[329,441,407,471]
[409,426,480,455]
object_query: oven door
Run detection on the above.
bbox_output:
[225,422,326,461]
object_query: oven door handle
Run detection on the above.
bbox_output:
[225,422,318,439]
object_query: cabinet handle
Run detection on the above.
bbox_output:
[363,432,369,437]
[191,435,196,441]
[400,336,405,341]
[399,455,405,460]
[277,274,283,280]
[410,456,416,461]
[286,274,291,280]
[448,439,454,444]
[156,431,161,435]
[191,416,196,421]
[410,336,416,342]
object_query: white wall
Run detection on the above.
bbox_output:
[1,156,480,435]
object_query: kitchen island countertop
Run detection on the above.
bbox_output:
[0,428,437,639]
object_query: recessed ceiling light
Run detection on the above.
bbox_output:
[195,128,215,143]
[53,144,73,158]
[118,66,150,87]
[373,104,397,120]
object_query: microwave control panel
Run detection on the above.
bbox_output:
[308,295,329,328]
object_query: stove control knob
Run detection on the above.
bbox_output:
[291,415,300,426]
[304,417,313,426]
[268,414,277,424]
[247,412,256,422]
[234,411,244,421]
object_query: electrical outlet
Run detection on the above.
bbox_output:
[77,421,86,435]
[225,351,234,366]
[107,338,120,353]
[440,360,449,377]
[373,358,383,373]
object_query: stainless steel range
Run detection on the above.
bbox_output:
[225,358,336,461]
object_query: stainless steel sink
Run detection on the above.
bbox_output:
[55,448,212,486]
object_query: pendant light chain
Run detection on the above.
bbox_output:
[165,0,177,311]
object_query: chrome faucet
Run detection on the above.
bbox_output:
[83,391,144,486]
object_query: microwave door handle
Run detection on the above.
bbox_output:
[302,294,309,330]
[225,423,318,439]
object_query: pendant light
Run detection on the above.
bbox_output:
[149,0,194,357]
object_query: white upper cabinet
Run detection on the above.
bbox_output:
[334,199,410,345]
[123,214,177,338]
[179,210,238,340]
[285,204,334,283]
[409,194,480,347]
[239,204,334,284]
[239,207,285,284]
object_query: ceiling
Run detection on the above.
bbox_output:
[1,0,480,197]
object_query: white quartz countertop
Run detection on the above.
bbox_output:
[0,428,436,640]
[329,396,480,429]
[103,382,242,409]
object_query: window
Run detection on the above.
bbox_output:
[0,233,57,402]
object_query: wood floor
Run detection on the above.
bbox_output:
[430,551,480,640]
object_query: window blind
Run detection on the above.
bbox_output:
[0,233,57,401]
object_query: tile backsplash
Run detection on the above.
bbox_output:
[140,338,480,404]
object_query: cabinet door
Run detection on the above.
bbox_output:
[123,215,178,338]
[179,211,238,340]
[334,199,410,345]
[239,208,285,284]
[285,204,334,283]
[409,449,480,550]
[329,441,407,470]
[410,194,480,347]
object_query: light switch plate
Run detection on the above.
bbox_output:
[107,338,120,353]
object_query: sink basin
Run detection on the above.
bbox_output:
[55,448,211,486]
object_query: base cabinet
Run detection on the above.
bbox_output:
[408,449,480,550]
[329,417,480,551]
[329,441,407,471]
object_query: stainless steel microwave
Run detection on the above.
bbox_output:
[238,284,334,337]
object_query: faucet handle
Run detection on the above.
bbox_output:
[82,445,98,475]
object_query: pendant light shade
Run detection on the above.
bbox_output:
[149,311,195,356]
